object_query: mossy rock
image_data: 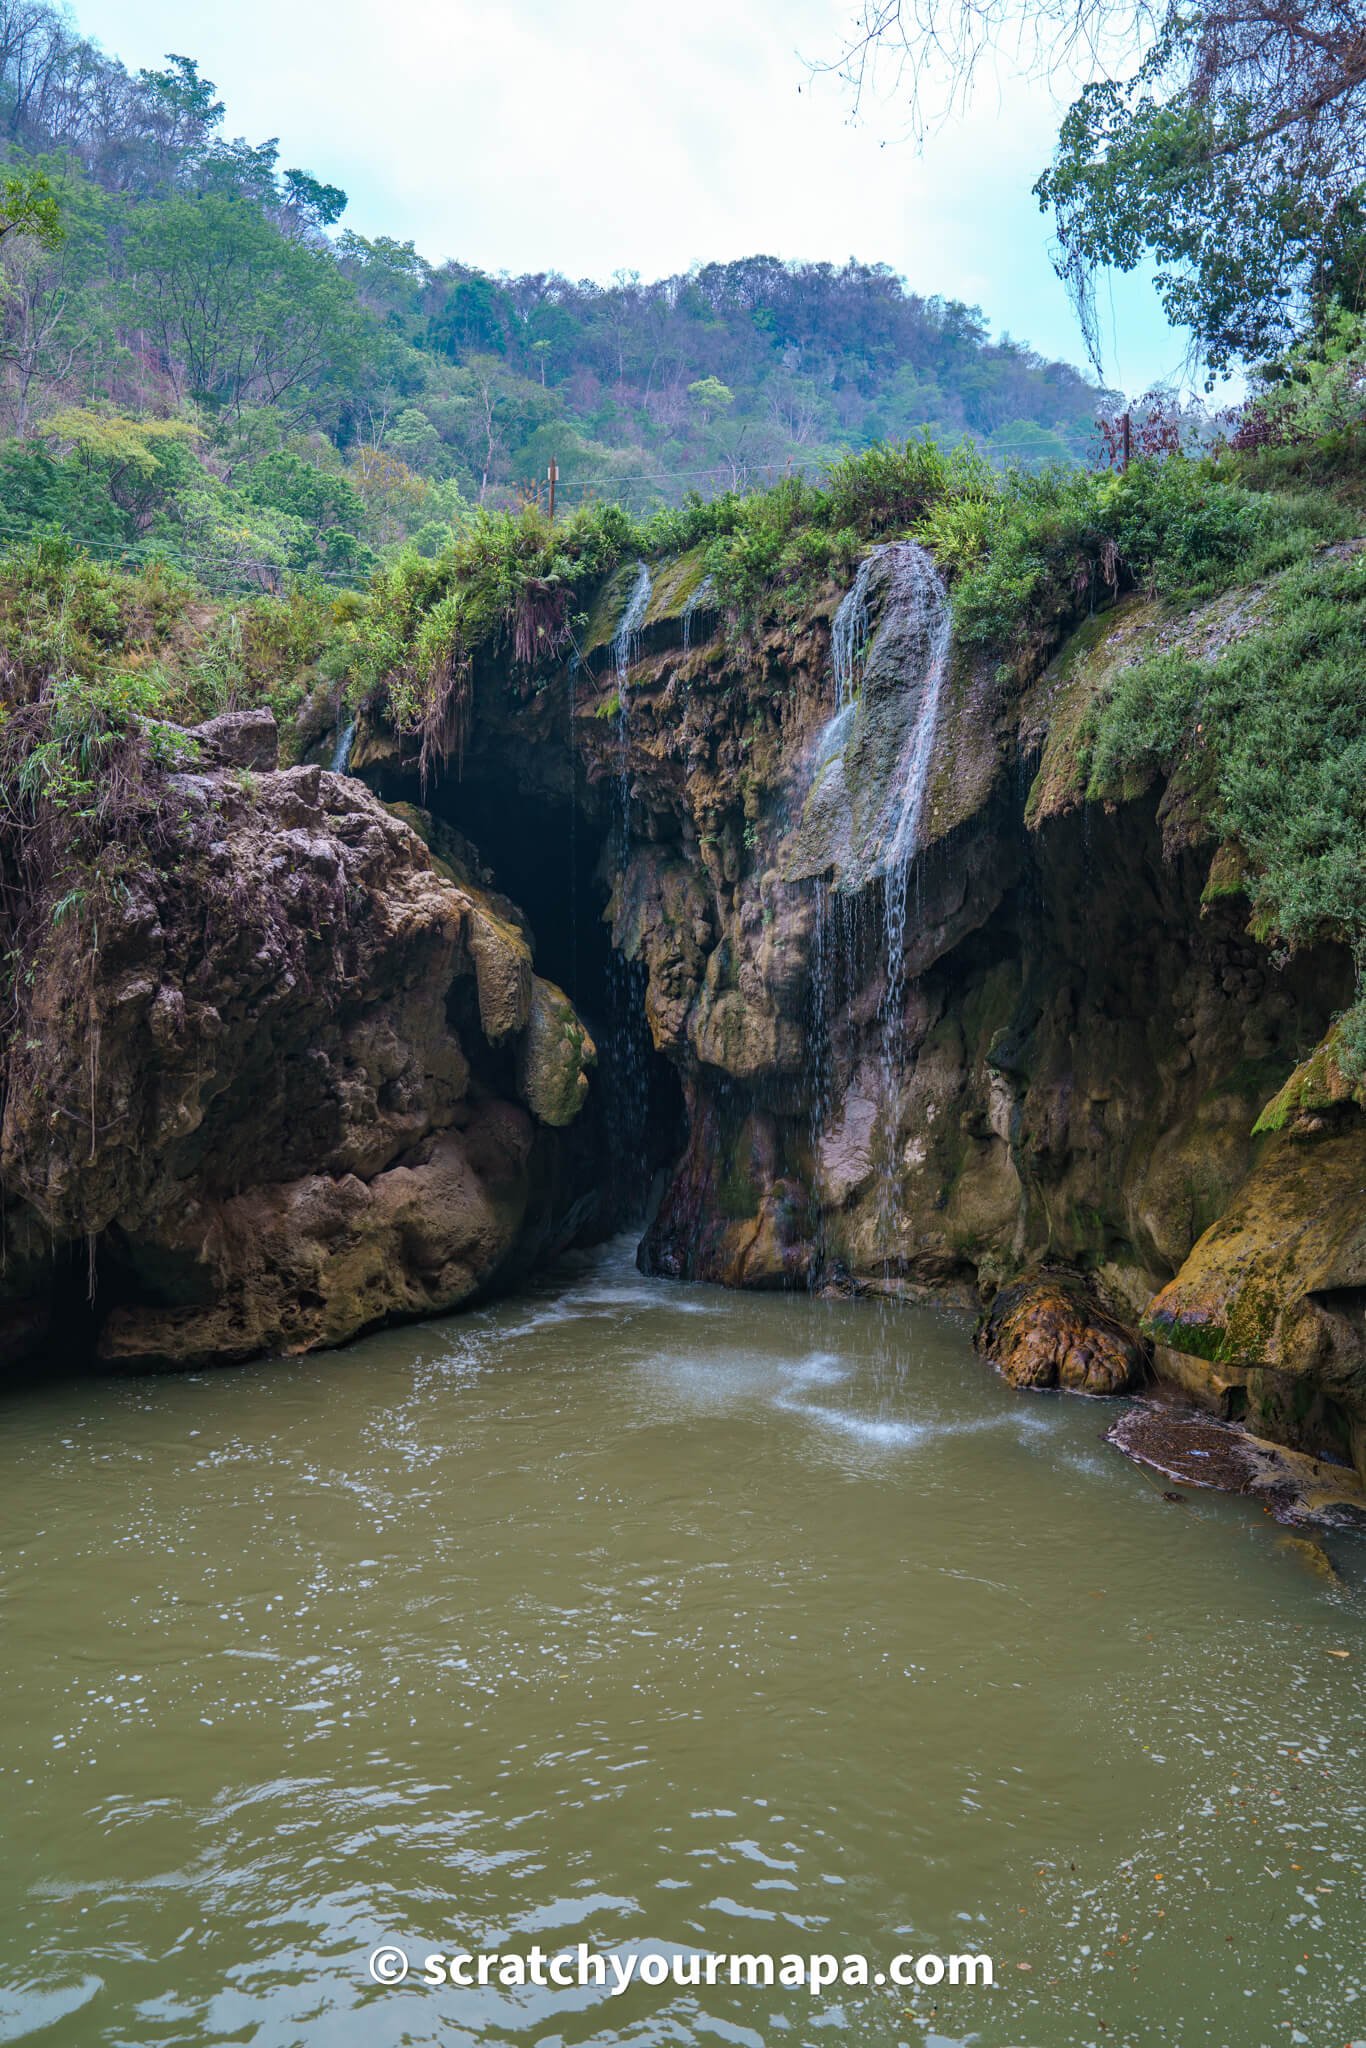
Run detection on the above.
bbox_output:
[1253,1021,1366,1134]
[643,547,711,625]
[516,976,596,1126]
[579,559,646,663]
[1018,596,1159,827]
[1020,574,1281,829]
[1142,1123,1366,1472]
[1200,840,1250,906]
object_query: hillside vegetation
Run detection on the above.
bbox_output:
[0,3,1114,590]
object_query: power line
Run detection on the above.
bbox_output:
[0,512,366,591]
[0,429,1101,588]
[546,438,1093,493]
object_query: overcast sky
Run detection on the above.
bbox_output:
[75,0,1198,397]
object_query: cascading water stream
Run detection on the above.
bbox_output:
[873,546,952,875]
[605,561,655,1218]
[611,560,653,863]
[829,548,880,710]
[681,574,714,655]
[330,718,357,775]
[806,540,953,1283]
[613,560,652,683]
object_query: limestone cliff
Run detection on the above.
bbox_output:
[373,540,1366,1482]
[10,521,1363,1499]
[0,710,597,1373]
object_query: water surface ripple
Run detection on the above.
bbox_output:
[1,1236,1362,2046]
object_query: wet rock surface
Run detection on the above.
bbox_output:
[976,1275,1147,1395]
[1107,1402,1366,1527]
[406,544,1364,1485]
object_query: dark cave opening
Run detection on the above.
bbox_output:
[381,758,688,1237]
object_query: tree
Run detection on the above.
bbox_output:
[337,231,428,323]
[279,168,348,236]
[688,375,734,421]
[818,0,1366,369]
[451,353,556,500]
[41,405,199,526]
[239,447,365,535]
[121,195,365,413]
[427,267,513,358]
[0,160,60,245]
[136,52,224,177]
[0,160,103,437]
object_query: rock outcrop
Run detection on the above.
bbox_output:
[0,716,597,1372]
[15,524,1365,1507]
[976,1273,1147,1395]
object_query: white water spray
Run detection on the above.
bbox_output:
[830,549,880,710]
[331,719,357,775]
[614,561,652,683]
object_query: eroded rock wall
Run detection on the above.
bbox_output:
[0,715,597,1373]
[523,554,1364,1474]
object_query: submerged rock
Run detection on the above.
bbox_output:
[1107,1403,1366,1526]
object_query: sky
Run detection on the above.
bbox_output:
[73,0,1202,399]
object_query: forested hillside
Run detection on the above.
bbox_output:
[0,0,1111,589]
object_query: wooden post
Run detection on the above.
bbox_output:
[547,457,558,521]
[1121,411,1132,472]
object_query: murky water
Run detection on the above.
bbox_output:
[1,1237,1363,2048]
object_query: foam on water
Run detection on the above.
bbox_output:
[2,1229,1361,2048]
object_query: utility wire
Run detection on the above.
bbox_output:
[0,430,1100,586]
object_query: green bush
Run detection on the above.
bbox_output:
[1080,551,1366,1053]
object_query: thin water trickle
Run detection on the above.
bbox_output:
[681,573,714,655]
[604,562,657,1215]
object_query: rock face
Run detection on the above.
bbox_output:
[15,531,1362,1498]
[0,720,597,1372]
[423,543,1364,1481]
[1143,1123,1366,1475]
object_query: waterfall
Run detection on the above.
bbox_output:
[331,719,357,775]
[830,550,879,710]
[866,542,952,876]
[796,539,951,890]
[800,540,953,1286]
[681,573,714,655]
[614,561,652,684]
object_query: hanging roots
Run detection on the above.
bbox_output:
[512,578,571,668]
[417,647,473,794]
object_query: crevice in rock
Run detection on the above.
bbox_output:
[366,748,687,1240]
